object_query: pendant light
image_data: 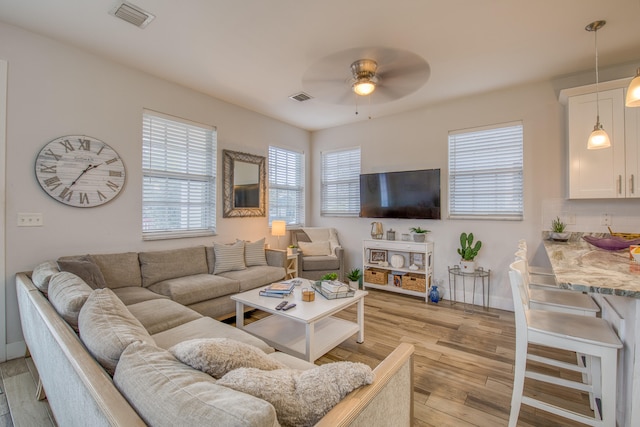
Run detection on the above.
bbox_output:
[626,68,640,107]
[586,20,611,150]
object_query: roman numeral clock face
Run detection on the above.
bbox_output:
[35,136,126,208]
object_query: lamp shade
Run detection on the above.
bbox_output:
[626,68,640,107]
[587,123,611,150]
[271,220,286,237]
[353,79,376,96]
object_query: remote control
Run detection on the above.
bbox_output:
[275,301,289,310]
[282,303,297,311]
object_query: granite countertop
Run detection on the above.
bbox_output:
[542,232,640,298]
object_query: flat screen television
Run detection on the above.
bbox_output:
[359,169,441,219]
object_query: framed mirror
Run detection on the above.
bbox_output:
[223,150,266,217]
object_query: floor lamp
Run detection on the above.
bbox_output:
[271,220,286,249]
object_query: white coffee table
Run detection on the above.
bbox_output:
[232,282,367,362]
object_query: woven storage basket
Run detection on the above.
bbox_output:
[402,273,426,292]
[365,268,388,285]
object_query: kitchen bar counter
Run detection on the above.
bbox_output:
[542,233,640,426]
[543,235,640,297]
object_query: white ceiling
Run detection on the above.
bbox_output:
[1,0,639,131]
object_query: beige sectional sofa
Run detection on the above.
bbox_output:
[16,243,415,426]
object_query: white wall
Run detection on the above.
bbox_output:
[311,80,640,310]
[0,22,310,354]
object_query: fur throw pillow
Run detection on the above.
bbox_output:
[217,362,374,427]
[169,338,286,379]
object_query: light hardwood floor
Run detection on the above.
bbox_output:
[0,289,594,426]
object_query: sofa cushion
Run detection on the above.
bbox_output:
[148,273,240,306]
[57,256,107,289]
[217,362,374,427]
[48,272,93,329]
[169,338,286,379]
[78,288,155,375]
[91,252,142,288]
[111,286,170,306]
[219,266,285,292]
[244,238,267,267]
[126,299,202,335]
[139,246,208,288]
[298,241,331,256]
[300,255,340,271]
[114,342,279,427]
[213,241,246,274]
[152,317,275,354]
[31,260,59,294]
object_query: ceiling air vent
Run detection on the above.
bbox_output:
[110,2,155,28]
[289,92,313,102]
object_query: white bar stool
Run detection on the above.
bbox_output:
[518,239,555,276]
[514,249,562,290]
[508,261,622,427]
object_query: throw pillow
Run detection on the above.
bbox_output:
[78,288,155,375]
[298,241,332,256]
[47,271,93,329]
[57,256,107,289]
[243,238,267,267]
[213,241,246,274]
[114,341,279,427]
[217,362,374,427]
[30,260,60,294]
[169,338,286,379]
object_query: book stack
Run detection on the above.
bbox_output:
[259,281,296,298]
[320,280,349,295]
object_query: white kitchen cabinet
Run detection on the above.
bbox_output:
[561,78,639,199]
[362,239,434,301]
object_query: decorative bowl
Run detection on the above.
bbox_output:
[582,235,640,251]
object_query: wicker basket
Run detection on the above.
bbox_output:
[608,227,640,240]
[402,273,427,292]
[365,268,389,285]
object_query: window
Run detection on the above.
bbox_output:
[268,146,304,227]
[142,110,216,239]
[448,122,523,220]
[321,147,361,216]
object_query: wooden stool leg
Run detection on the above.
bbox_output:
[509,341,527,427]
[600,349,617,427]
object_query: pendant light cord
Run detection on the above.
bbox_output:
[594,27,601,122]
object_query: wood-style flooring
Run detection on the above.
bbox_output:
[0,289,594,426]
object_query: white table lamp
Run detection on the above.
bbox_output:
[271,220,286,249]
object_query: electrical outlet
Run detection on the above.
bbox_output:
[17,213,43,227]
[601,213,612,226]
[561,212,576,225]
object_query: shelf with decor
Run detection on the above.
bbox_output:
[362,239,434,302]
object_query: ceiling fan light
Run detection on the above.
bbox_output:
[626,68,640,107]
[587,122,611,149]
[353,79,376,96]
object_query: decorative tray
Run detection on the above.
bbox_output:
[312,281,355,299]
[582,235,640,251]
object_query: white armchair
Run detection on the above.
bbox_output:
[291,227,345,282]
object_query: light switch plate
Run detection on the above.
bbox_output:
[17,213,43,227]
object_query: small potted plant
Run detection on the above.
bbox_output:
[550,217,570,242]
[346,268,362,289]
[409,226,430,242]
[457,232,482,272]
[287,245,298,256]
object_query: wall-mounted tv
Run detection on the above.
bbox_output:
[359,169,441,219]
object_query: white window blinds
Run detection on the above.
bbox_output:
[321,147,361,216]
[142,110,216,238]
[268,146,304,227]
[448,122,523,220]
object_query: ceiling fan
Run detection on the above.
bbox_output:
[302,47,431,105]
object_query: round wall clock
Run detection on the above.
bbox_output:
[35,135,126,208]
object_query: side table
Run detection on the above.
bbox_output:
[447,265,490,313]
[285,254,298,280]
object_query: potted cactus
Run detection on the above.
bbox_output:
[457,232,482,272]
